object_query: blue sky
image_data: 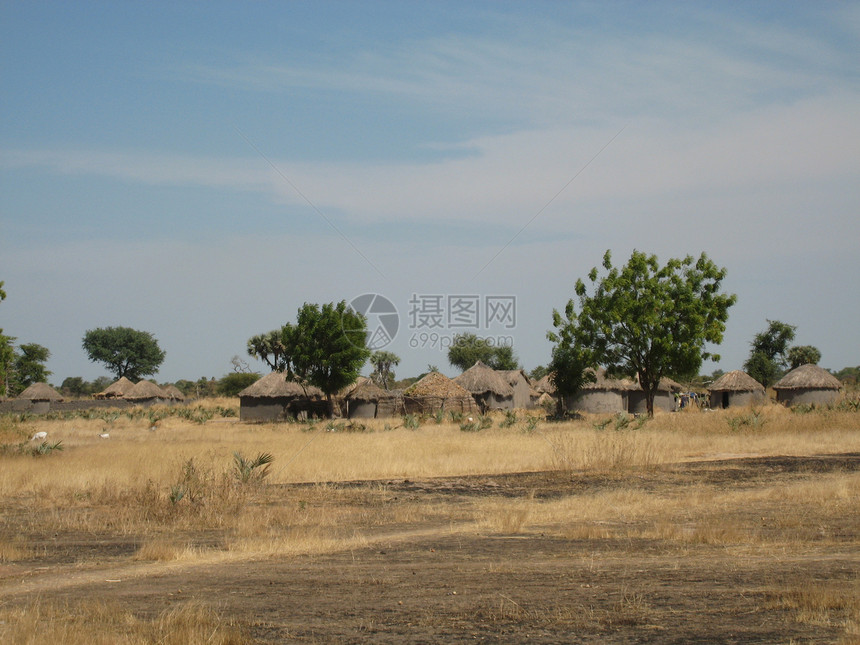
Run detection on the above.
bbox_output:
[2,1,858,384]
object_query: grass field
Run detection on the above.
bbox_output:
[1,400,859,643]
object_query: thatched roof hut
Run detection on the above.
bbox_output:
[773,364,842,406]
[454,361,515,412]
[18,382,63,402]
[343,379,404,418]
[498,369,539,409]
[16,382,63,413]
[708,370,765,409]
[337,376,369,399]
[567,368,637,414]
[238,372,325,421]
[533,374,556,395]
[123,380,167,405]
[161,384,186,402]
[403,372,478,415]
[94,376,135,399]
[627,374,683,414]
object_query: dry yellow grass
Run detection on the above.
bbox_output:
[1,400,858,557]
[0,599,249,645]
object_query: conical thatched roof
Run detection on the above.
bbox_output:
[404,371,472,399]
[631,373,683,392]
[161,384,186,401]
[237,371,324,399]
[345,379,395,402]
[96,376,136,399]
[584,368,639,391]
[708,370,764,392]
[338,376,369,398]
[18,382,63,401]
[773,364,841,390]
[533,373,556,395]
[499,369,531,386]
[453,361,514,397]
[124,380,167,401]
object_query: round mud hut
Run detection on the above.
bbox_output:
[453,361,515,413]
[773,364,842,407]
[17,382,63,413]
[238,371,326,422]
[123,380,168,407]
[343,379,404,419]
[628,376,683,414]
[707,370,765,409]
[94,376,136,400]
[498,369,539,409]
[403,372,478,416]
[566,368,638,414]
[161,384,186,403]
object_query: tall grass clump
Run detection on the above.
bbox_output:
[0,599,249,645]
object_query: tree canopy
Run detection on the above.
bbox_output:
[562,250,736,417]
[787,345,822,370]
[742,320,796,388]
[13,343,51,391]
[546,308,596,415]
[246,329,290,372]
[369,350,400,390]
[81,327,166,380]
[447,333,519,372]
[247,301,371,415]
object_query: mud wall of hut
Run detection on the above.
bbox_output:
[0,398,185,414]
[709,390,765,409]
[565,390,628,414]
[776,388,840,407]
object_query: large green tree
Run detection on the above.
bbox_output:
[82,326,166,380]
[12,343,51,392]
[546,304,596,415]
[288,301,371,415]
[743,320,796,388]
[249,301,371,415]
[568,250,736,417]
[447,333,519,372]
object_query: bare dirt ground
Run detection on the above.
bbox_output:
[2,454,859,643]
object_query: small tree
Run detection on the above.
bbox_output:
[288,301,371,416]
[0,281,13,396]
[547,297,597,415]
[217,372,261,397]
[787,345,822,370]
[82,327,166,380]
[529,365,550,382]
[448,333,519,371]
[369,350,400,390]
[743,320,796,388]
[569,250,736,417]
[12,343,51,392]
[246,328,290,372]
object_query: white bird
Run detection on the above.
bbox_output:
[30,431,48,441]
[99,433,110,439]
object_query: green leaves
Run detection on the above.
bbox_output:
[82,327,165,380]
[232,451,274,484]
[553,249,736,417]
